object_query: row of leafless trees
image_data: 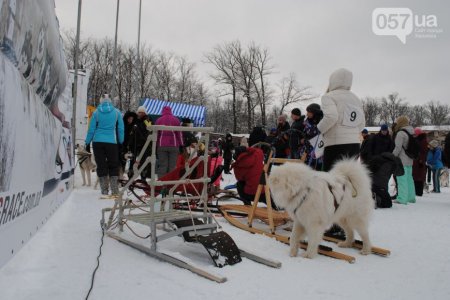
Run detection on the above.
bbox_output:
[63,33,317,133]
[204,40,316,133]
[64,32,208,111]
[63,32,448,133]
[362,93,450,127]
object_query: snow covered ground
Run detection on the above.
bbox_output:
[0,171,449,300]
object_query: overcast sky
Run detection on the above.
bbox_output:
[54,0,450,106]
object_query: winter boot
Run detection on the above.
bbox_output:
[98,176,109,195]
[110,176,120,196]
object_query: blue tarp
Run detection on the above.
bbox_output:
[142,98,206,127]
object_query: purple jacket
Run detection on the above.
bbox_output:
[155,106,183,147]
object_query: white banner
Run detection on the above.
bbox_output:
[0,0,72,268]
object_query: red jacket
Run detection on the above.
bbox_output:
[233,147,264,195]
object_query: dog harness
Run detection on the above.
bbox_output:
[291,183,342,215]
[292,191,308,215]
[328,184,341,211]
[292,177,356,215]
[77,154,90,167]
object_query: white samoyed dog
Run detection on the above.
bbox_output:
[269,159,374,258]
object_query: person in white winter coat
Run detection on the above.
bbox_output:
[317,68,365,172]
[317,68,365,238]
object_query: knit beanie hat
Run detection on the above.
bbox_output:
[380,124,389,131]
[137,106,147,114]
[414,127,423,136]
[361,129,369,134]
[306,103,321,114]
[291,108,301,116]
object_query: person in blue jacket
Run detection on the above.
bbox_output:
[85,94,124,196]
[426,140,443,193]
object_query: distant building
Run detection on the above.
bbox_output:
[365,125,449,143]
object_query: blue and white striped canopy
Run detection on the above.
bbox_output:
[142,98,206,127]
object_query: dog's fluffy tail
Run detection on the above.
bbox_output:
[331,159,372,196]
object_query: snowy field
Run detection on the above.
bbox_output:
[0,170,449,300]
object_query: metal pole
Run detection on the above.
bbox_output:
[111,0,120,100]
[136,0,142,104]
[72,0,82,169]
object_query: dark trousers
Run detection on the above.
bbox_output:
[237,181,260,205]
[322,143,360,236]
[223,157,232,174]
[130,146,151,179]
[432,168,442,193]
[414,180,424,196]
[322,143,361,171]
[373,185,392,208]
[236,181,278,209]
[427,166,432,184]
[93,142,120,177]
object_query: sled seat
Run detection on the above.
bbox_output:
[123,211,195,225]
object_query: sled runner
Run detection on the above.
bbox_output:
[323,232,391,257]
[102,126,281,283]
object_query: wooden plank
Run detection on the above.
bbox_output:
[270,158,304,164]
[220,204,289,222]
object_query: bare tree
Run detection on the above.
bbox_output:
[62,30,91,70]
[153,52,177,101]
[380,93,409,125]
[250,43,274,127]
[135,45,155,103]
[230,41,258,132]
[362,97,382,126]
[278,73,316,114]
[426,100,450,126]
[205,42,240,133]
[409,105,429,127]
[176,56,194,102]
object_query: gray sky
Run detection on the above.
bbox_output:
[54,0,450,106]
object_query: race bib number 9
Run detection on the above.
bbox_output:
[309,134,324,158]
[342,104,363,127]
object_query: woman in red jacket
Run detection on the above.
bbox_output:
[232,146,266,205]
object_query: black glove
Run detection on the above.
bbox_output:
[85,143,91,153]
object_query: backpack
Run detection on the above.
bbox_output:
[401,129,420,159]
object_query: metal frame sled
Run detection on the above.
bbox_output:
[101,126,280,283]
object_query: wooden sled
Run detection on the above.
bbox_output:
[220,204,355,263]
[219,144,355,263]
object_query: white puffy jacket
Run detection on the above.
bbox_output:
[317,68,365,147]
